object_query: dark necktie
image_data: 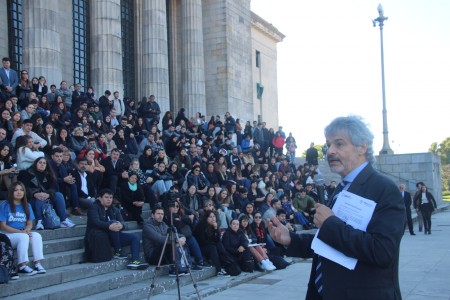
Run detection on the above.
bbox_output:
[315,180,349,295]
[328,180,349,209]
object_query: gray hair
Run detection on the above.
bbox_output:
[324,115,375,165]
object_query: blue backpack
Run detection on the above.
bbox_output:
[42,201,61,229]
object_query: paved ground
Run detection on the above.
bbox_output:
[147,208,450,300]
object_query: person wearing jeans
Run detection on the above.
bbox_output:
[17,156,75,229]
[86,188,143,268]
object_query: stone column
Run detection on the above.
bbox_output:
[0,0,8,59]
[22,0,62,86]
[182,0,206,119]
[90,0,123,97]
[142,0,170,114]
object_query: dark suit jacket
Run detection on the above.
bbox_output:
[101,156,126,179]
[287,164,405,300]
[70,170,96,198]
[402,191,412,212]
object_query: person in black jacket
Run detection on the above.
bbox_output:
[268,116,405,300]
[399,184,415,235]
[413,184,437,234]
[70,157,96,208]
[100,148,128,194]
[221,218,254,273]
[193,210,231,276]
[120,172,145,225]
[164,198,205,269]
[85,189,143,268]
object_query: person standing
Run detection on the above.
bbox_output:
[98,90,112,117]
[413,184,437,235]
[112,91,125,118]
[399,184,415,235]
[413,182,425,232]
[0,57,19,97]
[70,83,85,113]
[268,115,405,300]
[305,142,319,167]
[55,81,72,111]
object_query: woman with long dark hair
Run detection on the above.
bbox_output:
[139,146,156,172]
[238,215,276,271]
[0,108,14,140]
[161,111,174,130]
[11,111,22,133]
[17,70,32,107]
[0,143,17,195]
[413,185,437,234]
[40,123,58,156]
[164,198,205,269]
[33,76,48,98]
[0,181,46,276]
[17,157,75,230]
[193,210,231,276]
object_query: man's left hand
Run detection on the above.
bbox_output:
[313,203,334,228]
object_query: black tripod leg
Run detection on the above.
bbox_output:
[177,242,203,299]
[147,233,170,299]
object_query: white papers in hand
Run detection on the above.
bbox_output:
[311,191,376,270]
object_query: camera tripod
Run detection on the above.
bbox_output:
[147,212,202,300]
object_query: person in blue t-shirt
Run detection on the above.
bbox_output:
[0,181,46,276]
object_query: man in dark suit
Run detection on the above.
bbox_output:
[71,157,96,208]
[100,148,129,194]
[71,83,85,113]
[269,116,405,300]
[0,57,19,97]
[400,184,415,235]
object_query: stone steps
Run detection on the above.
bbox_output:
[2,201,222,299]
[4,264,177,300]
[77,267,217,300]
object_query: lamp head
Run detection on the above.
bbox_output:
[377,4,384,17]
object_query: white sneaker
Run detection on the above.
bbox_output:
[60,218,76,228]
[260,259,276,271]
[18,265,37,276]
[34,263,47,274]
[36,220,44,230]
[267,260,277,270]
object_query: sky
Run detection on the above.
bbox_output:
[250,0,450,154]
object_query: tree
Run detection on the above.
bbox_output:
[429,137,450,165]
[430,137,450,190]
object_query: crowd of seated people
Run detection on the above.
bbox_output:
[0,62,336,278]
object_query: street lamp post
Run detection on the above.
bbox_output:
[373,4,393,155]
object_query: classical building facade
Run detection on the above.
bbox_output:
[0,0,284,127]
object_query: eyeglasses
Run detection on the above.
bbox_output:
[254,216,262,219]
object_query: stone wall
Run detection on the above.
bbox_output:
[251,19,281,128]
[376,153,443,205]
[59,0,74,86]
[202,0,253,122]
[0,0,8,58]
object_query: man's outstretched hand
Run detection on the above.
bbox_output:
[267,216,291,246]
